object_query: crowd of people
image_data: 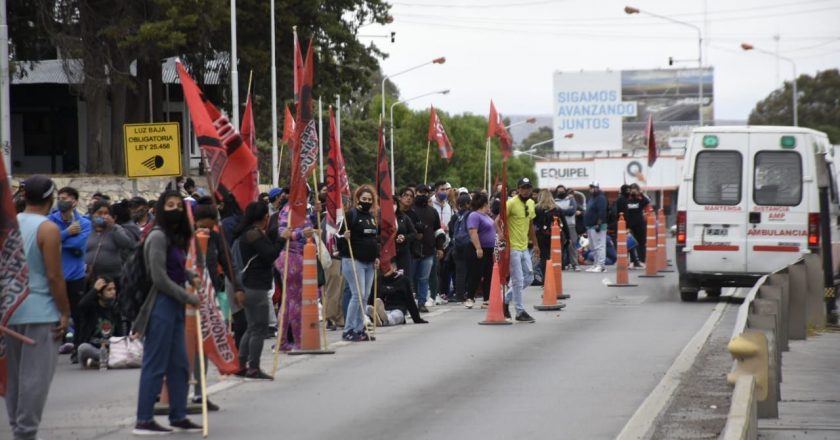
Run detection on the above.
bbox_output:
[7,173,655,438]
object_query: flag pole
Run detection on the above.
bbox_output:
[423,140,431,185]
[194,307,209,438]
[270,0,279,187]
[311,172,329,350]
[345,228,371,336]
[271,223,293,377]
[0,325,34,345]
[318,97,324,184]
[246,70,253,97]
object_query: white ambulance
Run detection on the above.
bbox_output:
[675,126,840,301]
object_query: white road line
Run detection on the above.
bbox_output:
[615,302,729,440]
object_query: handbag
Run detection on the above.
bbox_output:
[85,238,104,284]
[314,235,332,270]
[108,336,144,369]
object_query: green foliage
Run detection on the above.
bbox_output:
[748,69,840,143]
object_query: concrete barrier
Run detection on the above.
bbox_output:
[803,254,827,329]
[719,375,758,440]
[786,263,808,340]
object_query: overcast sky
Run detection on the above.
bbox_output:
[360,0,839,122]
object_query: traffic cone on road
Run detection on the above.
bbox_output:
[289,239,335,355]
[479,262,513,325]
[639,209,664,279]
[535,259,567,311]
[551,220,570,300]
[608,213,638,288]
[657,209,674,273]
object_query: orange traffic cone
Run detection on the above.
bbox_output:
[551,219,570,300]
[289,238,335,355]
[608,213,638,288]
[478,262,513,325]
[535,259,567,311]
[639,208,664,279]
[656,208,674,273]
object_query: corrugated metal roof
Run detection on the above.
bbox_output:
[11,55,229,86]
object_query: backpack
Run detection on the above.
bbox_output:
[230,237,257,286]
[120,236,153,324]
[452,211,473,249]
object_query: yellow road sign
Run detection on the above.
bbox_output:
[124,122,182,178]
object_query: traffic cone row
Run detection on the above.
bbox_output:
[551,219,570,300]
[639,208,665,279]
[478,262,513,326]
[535,260,567,311]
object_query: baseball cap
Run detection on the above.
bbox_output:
[416,184,432,193]
[458,187,469,195]
[21,175,56,203]
[517,178,533,188]
[269,187,283,201]
[589,180,600,188]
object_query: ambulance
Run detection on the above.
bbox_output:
[675,126,840,301]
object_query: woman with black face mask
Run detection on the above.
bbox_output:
[337,185,380,341]
[132,190,202,435]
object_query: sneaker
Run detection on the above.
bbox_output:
[424,298,434,307]
[464,299,475,309]
[480,301,489,309]
[169,418,202,432]
[503,303,511,319]
[374,298,389,326]
[245,368,274,381]
[585,266,599,272]
[342,331,356,341]
[84,358,99,369]
[418,304,429,313]
[132,419,173,436]
[435,295,447,305]
[594,265,606,272]
[516,311,536,323]
[233,367,248,378]
[573,266,582,272]
[347,330,375,342]
[634,262,646,269]
[191,397,220,412]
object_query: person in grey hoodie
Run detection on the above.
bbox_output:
[583,181,608,272]
[554,185,580,270]
[85,201,135,282]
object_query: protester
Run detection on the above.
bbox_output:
[338,185,380,342]
[465,193,497,309]
[320,211,345,331]
[554,185,580,271]
[112,200,141,243]
[6,175,71,440]
[366,263,428,326]
[77,276,124,369]
[448,193,472,303]
[274,198,315,351]
[500,178,538,323]
[48,186,91,359]
[394,186,418,287]
[132,190,202,435]
[407,184,444,313]
[85,200,135,283]
[625,183,650,268]
[584,181,608,273]
[233,201,281,379]
[127,196,154,238]
[431,181,453,303]
[533,189,557,284]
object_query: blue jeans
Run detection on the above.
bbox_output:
[412,256,434,306]
[136,293,189,423]
[588,227,607,267]
[341,280,352,322]
[506,249,533,314]
[342,258,375,334]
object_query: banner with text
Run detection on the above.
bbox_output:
[124,122,182,178]
[535,156,683,191]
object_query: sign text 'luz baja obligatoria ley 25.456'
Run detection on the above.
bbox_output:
[124,122,182,178]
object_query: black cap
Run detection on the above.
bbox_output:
[517,177,533,188]
[127,196,148,208]
[416,184,432,193]
[22,175,56,203]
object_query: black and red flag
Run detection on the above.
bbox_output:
[646,113,657,168]
[376,118,397,272]
[428,105,453,160]
[288,40,319,229]
[176,61,258,211]
[326,107,350,254]
[487,100,513,159]
[0,159,31,396]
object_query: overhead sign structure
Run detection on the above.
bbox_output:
[124,122,182,178]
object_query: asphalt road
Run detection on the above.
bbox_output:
[3,263,720,440]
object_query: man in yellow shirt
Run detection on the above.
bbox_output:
[502,178,539,323]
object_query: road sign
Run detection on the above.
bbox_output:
[124,122,182,178]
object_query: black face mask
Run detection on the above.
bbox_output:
[162,209,183,229]
[359,202,373,212]
[415,194,429,205]
[557,192,567,199]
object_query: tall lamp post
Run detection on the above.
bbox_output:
[625,5,704,126]
[390,89,450,189]
[381,57,446,122]
[741,43,798,126]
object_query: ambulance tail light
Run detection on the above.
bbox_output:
[808,213,820,247]
[677,210,687,245]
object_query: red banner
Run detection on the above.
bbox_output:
[326,108,350,254]
[198,267,239,375]
[282,105,296,146]
[488,100,512,159]
[288,40,318,229]
[428,106,453,160]
[376,121,397,272]
[0,159,30,396]
[241,93,257,156]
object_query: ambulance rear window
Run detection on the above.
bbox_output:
[753,151,802,206]
[693,151,742,205]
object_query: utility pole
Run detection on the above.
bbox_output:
[0,0,11,176]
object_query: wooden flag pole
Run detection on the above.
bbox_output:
[246,70,254,97]
[0,325,34,345]
[194,307,209,437]
[311,172,329,350]
[423,140,431,185]
[271,233,293,377]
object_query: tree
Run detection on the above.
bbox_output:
[520,126,553,153]
[748,69,840,143]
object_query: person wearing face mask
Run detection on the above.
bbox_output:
[337,186,380,341]
[554,185,580,271]
[128,196,154,238]
[625,183,650,268]
[84,201,135,290]
[407,184,444,313]
[48,186,92,357]
[77,276,124,369]
[584,181,609,273]
[132,190,202,435]
[498,178,539,323]
[430,181,453,304]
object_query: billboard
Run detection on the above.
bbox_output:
[535,156,684,191]
[552,68,714,152]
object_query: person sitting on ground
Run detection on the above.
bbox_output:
[77,277,125,369]
[367,263,428,326]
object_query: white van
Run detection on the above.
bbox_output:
[675,126,840,301]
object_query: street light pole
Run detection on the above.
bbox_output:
[230,0,240,127]
[741,43,798,126]
[270,0,278,186]
[381,57,446,123]
[0,0,11,176]
[390,89,450,189]
[625,6,703,126]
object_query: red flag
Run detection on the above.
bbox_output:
[428,106,453,160]
[326,107,350,254]
[293,29,304,103]
[240,93,257,155]
[282,105,296,145]
[198,267,239,374]
[497,159,510,285]
[488,100,513,159]
[376,120,397,272]
[0,160,30,396]
[288,41,319,229]
[177,61,258,211]
[646,114,657,168]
